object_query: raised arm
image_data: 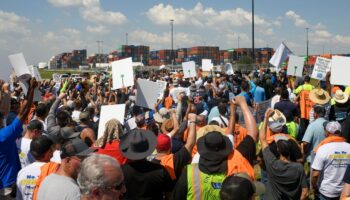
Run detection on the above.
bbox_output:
[227,99,237,135]
[259,108,274,150]
[185,113,197,153]
[234,96,258,142]
[47,92,66,128]
[18,78,37,123]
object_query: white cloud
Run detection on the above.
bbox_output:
[334,35,350,45]
[86,25,109,34]
[48,0,126,25]
[146,3,274,29]
[61,28,80,35]
[285,10,309,28]
[0,10,31,35]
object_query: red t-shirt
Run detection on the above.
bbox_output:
[95,140,128,165]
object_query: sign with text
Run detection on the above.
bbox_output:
[255,99,272,124]
[156,80,167,99]
[202,59,213,71]
[311,57,331,80]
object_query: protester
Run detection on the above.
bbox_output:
[78,154,126,200]
[16,135,53,200]
[312,121,350,199]
[341,165,350,199]
[259,108,308,200]
[0,78,36,199]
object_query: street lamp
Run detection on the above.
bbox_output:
[170,19,174,66]
[126,33,128,45]
[306,27,309,65]
[252,0,255,65]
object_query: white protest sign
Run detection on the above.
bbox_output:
[330,56,350,86]
[98,104,125,139]
[182,61,197,78]
[29,65,42,81]
[202,59,213,71]
[112,57,134,89]
[156,80,167,99]
[19,81,42,102]
[136,79,159,109]
[311,57,331,80]
[287,55,304,77]
[224,63,234,75]
[8,53,31,80]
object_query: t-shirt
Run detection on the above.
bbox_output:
[343,165,350,184]
[312,142,350,198]
[36,173,81,200]
[0,117,23,189]
[16,162,45,200]
[96,140,128,165]
[122,160,173,200]
[17,137,35,168]
[71,110,81,122]
[302,117,327,162]
[253,86,266,103]
[263,147,307,200]
[274,99,298,122]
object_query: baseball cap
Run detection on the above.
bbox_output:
[156,134,171,152]
[60,138,95,159]
[323,121,342,134]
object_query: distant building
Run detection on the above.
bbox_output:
[49,49,87,69]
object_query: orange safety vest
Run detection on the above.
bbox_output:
[32,162,60,200]
[313,136,346,153]
[233,124,247,148]
[160,154,176,180]
[299,90,314,119]
[227,150,255,180]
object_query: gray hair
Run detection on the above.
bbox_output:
[77,154,121,197]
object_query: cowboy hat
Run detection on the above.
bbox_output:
[309,88,330,105]
[333,90,349,104]
[196,125,226,141]
[197,131,232,161]
[120,129,157,160]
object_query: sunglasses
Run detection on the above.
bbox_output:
[103,181,125,191]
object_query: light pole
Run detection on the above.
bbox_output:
[170,19,174,66]
[252,0,255,65]
[238,36,240,48]
[306,27,309,65]
[126,33,128,45]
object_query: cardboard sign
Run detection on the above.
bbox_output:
[331,56,350,86]
[30,65,42,81]
[311,57,331,80]
[182,61,196,78]
[224,63,234,75]
[287,55,304,77]
[156,80,167,99]
[98,104,125,139]
[255,99,272,124]
[136,79,159,109]
[8,53,31,80]
[112,57,134,89]
[202,59,213,71]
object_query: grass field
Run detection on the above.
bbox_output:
[39,69,84,80]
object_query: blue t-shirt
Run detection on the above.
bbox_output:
[302,117,327,162]
[253,86,266,103]
[0,117,23,189]
[238,92,252,107]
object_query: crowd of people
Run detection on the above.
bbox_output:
[0,67,350,200]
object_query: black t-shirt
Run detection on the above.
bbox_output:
[343,165,350,184]
[267,139,302,162]
[263,148,307,200]
[152,147,192,180]
[171,135,256,200]
[122,160,173,200]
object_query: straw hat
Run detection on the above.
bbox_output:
[309,88,330,105]
[268,110,286,125]
[334,90,349,104]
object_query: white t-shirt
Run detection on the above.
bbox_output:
[71,110,81,122]
[17,137,35,168]
[50,150,61,163]
[311,142,350,198]
[16,161,45,200]
[271,95,281,108]
[211,115,229,128]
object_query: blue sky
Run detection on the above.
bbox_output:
[1,0,350,66]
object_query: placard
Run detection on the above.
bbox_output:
[29,65,43,81]
[98,104,125,139]
[224,63,234,75]
[19,81,42,102]
[8,53,31,80]
[255,99,272,124]
[182,61,196,78]
[330,56,350,86]
[287,55,304,77]
[202,59,213,71]
[156,80,167,99]
[311,57,331,80]
[136,79,159,109]
[112,57,134,89]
